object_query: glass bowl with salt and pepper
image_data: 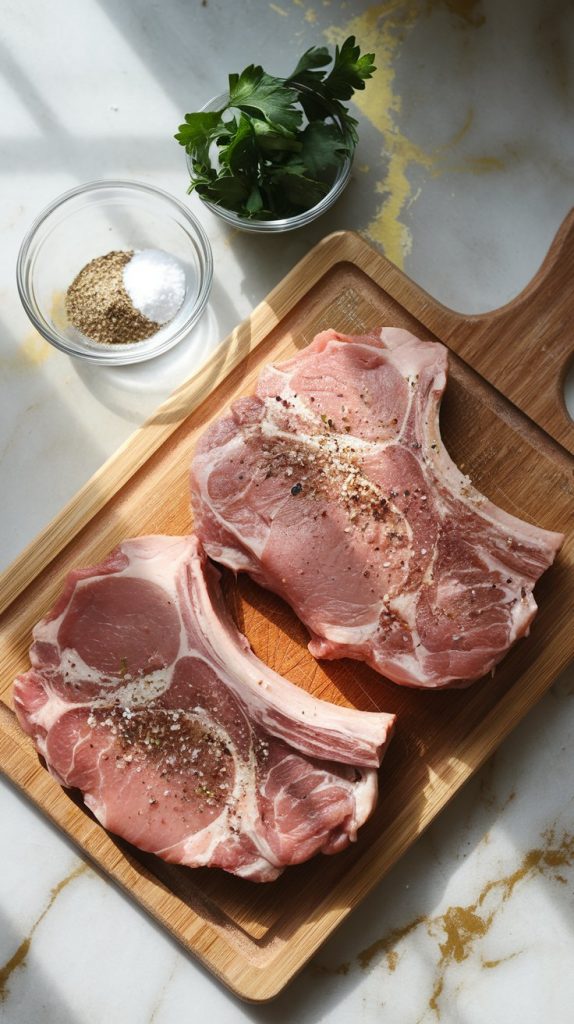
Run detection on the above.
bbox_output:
[17,180,213,365]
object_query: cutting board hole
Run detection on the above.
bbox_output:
[564,357,574,421]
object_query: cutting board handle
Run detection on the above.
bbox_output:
[439,209,574,450]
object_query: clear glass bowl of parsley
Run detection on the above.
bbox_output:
[175,37,376,233]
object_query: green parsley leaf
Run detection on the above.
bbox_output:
[323,35,376,101]
[290,45,332,77]
[268,166,329,210]
[250,118,303,155]
[286,46,333,122]
[300,121,350,179]
[218,113,258,176]
[175,111,224,154]
[228,65,302,133]
[245,185,264,214]
[195,174,251,207]
[175,110,228,181]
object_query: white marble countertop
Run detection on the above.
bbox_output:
[1,1,573,1020]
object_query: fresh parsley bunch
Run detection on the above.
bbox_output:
[175,37,376,220]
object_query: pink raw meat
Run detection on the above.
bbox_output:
[13,535,394,882]
[191,327,564,689]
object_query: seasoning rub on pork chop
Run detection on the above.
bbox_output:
[13,535,394,882]
[191,327,564,689]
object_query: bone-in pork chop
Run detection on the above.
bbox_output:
[13,535,394,882]
[191,328,564,688]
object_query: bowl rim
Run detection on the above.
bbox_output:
[185,89,353,233]
[16,178,214,364]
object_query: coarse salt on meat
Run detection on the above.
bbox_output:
[13,535,394,882]
[191,327,564,689]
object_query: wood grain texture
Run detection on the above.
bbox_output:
[398,209,574,454]
[1,226,573,1001]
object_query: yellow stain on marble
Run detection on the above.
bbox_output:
[18,291,67,367]
[20,331,52,366]
[465,155,506,173]
[323,2,493,269]
[269,2,288,14]
[434,154,506,178]
[305,7,317,22]
[325,2,434,267]
[223,226,242,248]
[445,106,474,148]
[0,862,89,1002]
[50,289,68,330]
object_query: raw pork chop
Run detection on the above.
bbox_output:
[13,535,394,882]
[191,327,564,689]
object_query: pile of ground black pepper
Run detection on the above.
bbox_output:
[65,250,160,345]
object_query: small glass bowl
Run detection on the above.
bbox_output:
[185,90,353,233]
[17,180,213,364]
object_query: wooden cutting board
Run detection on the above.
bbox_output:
[1,218,573,1002]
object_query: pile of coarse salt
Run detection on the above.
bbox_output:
[123,248,186,325]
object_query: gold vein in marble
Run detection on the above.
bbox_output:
[482,952,519,969]
[311,961,351,977]
[0,940,30,1002]
[148,961,178,1024]
[358,913,427,971]
[386,949,399,971]
[0,862,89,1002]
[312,828,574,1013]
[428,829,573,1016]
[477,755,516,814]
